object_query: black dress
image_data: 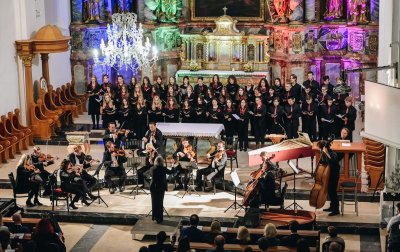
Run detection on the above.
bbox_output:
[149,165,169,223]
[252,104,267,145]
[195,104,207,123]
[119,106,133,130]
[163,107,179,123]
[86,84,101,115]
[208,107,222,124]
[181,107,195,123]
[237,106,249,150]
[223,106,235,142]
[134,106,148,139]
[148,107,163,123]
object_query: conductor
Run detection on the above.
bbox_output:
[149,156,170,224]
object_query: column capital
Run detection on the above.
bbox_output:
[40,53,49,60]
[20,55,33,67]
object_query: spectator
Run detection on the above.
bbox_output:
[206,235,226,252]
[33,218,66,252]
[9,213,30,234]
[242,246,253,252]
[0,214,8,232]
[323,226,345,252]
[148,231,173,252]
[296,238,310,252]
[257,237,270,252]
[231,226,251,245]
[261,223,279,246]
[180,214,204,242]
[204,220,223,243]
[22,240,37,252]
[387,202,400,252]
[177,236,190,252]
[280,220,301,247]
[139,246,150,252]
[328,242,341,252]
[0,229,11,251]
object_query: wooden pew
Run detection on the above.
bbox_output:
[36,98,61,128]
[3,217,40,227]
[65,83,86,113]
[60,86,82,115]
[54,88,79,118]
[29,102,55,140]
[10,109,34,146]
[0,120,19,156]
[176,243,317,252]
[1,115,28,150]
[0,138,13,161]
[44,86,73,126]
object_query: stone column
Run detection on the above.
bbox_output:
[21,55,34,124]
[41,53,50,86]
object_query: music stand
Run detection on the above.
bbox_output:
[88,162,109,207]
[180,161,200,198]
[224,169,244,213]
[285,159,302,212]
[128,156,149,199]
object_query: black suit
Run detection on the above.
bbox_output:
[68,152,97,190]
[303,79,320,97]
[103,130,127,149]
[283,104,300,139]
[102,151,127,188]
[149,165,169,223]
[148,243,173,252]
[291,83,303,103]
[144,128,165,156]
[339,105,357,141]
[320,150,340,211]
[9,224,30,234]
[180,226,204,242]
[281,233,302,247]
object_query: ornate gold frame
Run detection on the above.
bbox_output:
[190,0,265,22]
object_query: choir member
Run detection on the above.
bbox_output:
[60,159,92,209]
[134,96,148,139]
[235,87,248,106]
[317,85,329,106]
[166,85,179,104]
[128,76,138,95]
[103,121,129,148]
[210,74,223,98]
[227,75,239,98]
[338,97,357,141]
[194,76,208,99]
[100,93,117,128]
[131,84,143,107]
[268,97,284,134]
[179,76,191,97]
[118,98,133,129]
[167,76,179,94]
[223,98,235,144]
[151,85,161,105]
[181,99,195,123]
[333,77,349,110]
[195,141,227,191]
[149,95,163,123]
[265,87,276,110]
[303,71,319,97]
[301,96,317,141]
[251,97,267,148]
[101,74,112,91]
[204,87,214,106]
[16,155,42,207]
[143,121,165,156]
[218,88,227,107]
[289,74,302,103]
[245,79,255,109]
[272,77,284,98]
[142,76,153,103]
[155,76,167,98]
[322,75,335,96]
[257,78,269,103]
[102,141,127,194]
[195,97,207,123]
[163,97,180,123]
[114,75,127,107]
[283,96,300,139]
[281,83,293,106]
[116,85,129,111]
[183,85,196,106]
[207,98,222,124]
[237,99,250,151]
[300,86,313,104]
[319,96,337,140]
[86,75,102,129]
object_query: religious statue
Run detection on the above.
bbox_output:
[83,0,101,23]
[272,0,288,23]
[324,0,344,20]
[180,43,186,61]
[144,0,182,23]
[287,0,304,23]
[349,0,369,24]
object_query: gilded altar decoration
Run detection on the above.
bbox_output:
[368,34,378,53]
[288,0,304,23]
[189,60,200,71]
[243,62,254,72]
[291,32,302,53]
[272,0,288,23]
[349,0,369,24]
[273,31,284,52]
[349,31,365,52]
[145,0,182,23]
[324,0,343,20]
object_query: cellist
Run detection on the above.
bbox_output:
[317,140,340,216]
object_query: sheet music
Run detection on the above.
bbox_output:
[321,118,334,123]
[231,169,240,187]
[288,160,299,174]
[221,227,228,232]
[232,114,240,120]
[341,142,351,147]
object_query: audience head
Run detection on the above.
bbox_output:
[257,237,270,252]
[297,238,310,252]
[242,246,253,252]
[214,235,225,248]
[155,156,165,167]
[12,213,22,225]
[35,218,55,237]
[327,226,338,238]
[210,219,222,234]
[289,220,300,233]
[23,240,37,252]
[0,230,10,250]
[340,127,350,140]
[329,241,341,252]
[156,231,167,244]
[237,226,251,243]
[177,236,190,252]
[263,223,277,238]
[189,214,199,227]
[139,246,150,252]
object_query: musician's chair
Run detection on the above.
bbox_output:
[226,137,239,172]
[8,172,28,212]
[49,169,71,214]
[203,164,226,194]
[340,180,358,216]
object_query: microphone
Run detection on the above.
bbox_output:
[278,123,287,137]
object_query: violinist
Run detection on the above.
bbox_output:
[258,152,280,204]
[68,145,98,193]
[30,146,53,196]
[237,99,250,151]
[143,122,165,156]
[171,138,196,190]
[102,141,127,194]
[317,140,340,216]
[103,121,129,149]
[138,143,158,188]
[16,154,43,207]
[195,141,227,191]
[60,159,93,209]
[163,97,180,123]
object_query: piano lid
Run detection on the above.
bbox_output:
[248,132,313,166]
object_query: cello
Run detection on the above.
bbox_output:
[242,153,275,207]
[309,141,331,209]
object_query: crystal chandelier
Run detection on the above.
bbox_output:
[93,12,158,72]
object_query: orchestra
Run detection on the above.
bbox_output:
[102,141,128,194]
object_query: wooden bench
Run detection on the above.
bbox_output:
[1,115,29,151]
[3,217,40,227]
[0,120,19,157]
[176,243,316,252]
[54,87,79,118]
[59,86,82,115]
[68,82,87,111]
[44,85,74,126]
[30,102,55,140]
[9,109,34,146]
[65,83,87,113]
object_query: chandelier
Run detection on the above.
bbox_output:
[93,12,158,72]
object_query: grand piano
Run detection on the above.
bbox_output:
[248,132,314,167]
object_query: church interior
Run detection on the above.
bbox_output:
[0,0,399,251]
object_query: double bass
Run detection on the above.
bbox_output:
[242,154,275,207]
[309,149,331,209]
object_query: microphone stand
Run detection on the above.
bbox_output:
[88,162,108,207]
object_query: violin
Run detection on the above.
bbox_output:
[183,145,196,160]
[112,148,126,157]
[38,153,59,162]
[84,155,100,163]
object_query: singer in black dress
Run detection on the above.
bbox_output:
[86,75,102,129]
[237,99,249,151]
[134,96,148,139]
